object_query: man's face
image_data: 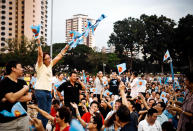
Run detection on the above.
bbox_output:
[13,64,23,77]
[154,103,162,113]
[70,73,77,82]
[148,100,155,107]
[149,113,158,123]
[98,72,103,77]
[115,102,121,110]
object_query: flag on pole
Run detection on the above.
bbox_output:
[83,72,87,84]
[117,63,126,75]
[163,50,170,62]
[0,102,27,117]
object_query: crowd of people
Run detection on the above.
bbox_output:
[0,39,193,131]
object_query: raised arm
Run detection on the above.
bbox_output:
[37,39,43,68]
[52,44,69,67]
[28,105,55,122]
[119,82,129,108]
[71,102,87,128]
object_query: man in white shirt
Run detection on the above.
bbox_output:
[154,102,168,125]
[129,72,139,98]
[94,71,106,101]
[138,108,162,131]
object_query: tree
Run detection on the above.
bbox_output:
[108,17,145,70]
[175,14,193,72]
[140,14,176,72]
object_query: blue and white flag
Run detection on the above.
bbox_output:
[137,80,146,88]
[103,90,112,96]
[0,102,27,117]
[163,50,170,62]
[117,63,126,75]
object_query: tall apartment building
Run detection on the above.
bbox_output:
[66,14,95,48]
[0,0,48,53]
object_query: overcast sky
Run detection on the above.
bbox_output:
[47,0,193,48]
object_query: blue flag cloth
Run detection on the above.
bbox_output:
[103,90,112,97]
[164,77,169,85]
[31,24,41,38]
[160,92,167,100]
[90,88,97,94]
[163,50,170,62]
[137,80,146,88]
[70,119,85,131]
[117,63,126,75]
[158,77,162,85]
[175,80,181,89]
[83,72,87,84]
[0,102,27,117]
[68,14,106,48]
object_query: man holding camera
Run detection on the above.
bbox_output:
[57,71,85,107]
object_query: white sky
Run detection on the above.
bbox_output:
[47,0,193,48]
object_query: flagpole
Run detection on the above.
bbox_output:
[169,59,175,89]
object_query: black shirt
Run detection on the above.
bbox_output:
[0,77,27,123]
[109,79,120,95]
[57,81,82,106]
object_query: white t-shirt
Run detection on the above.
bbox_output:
[138,119,162,131]
[35,62,53,91]
[94,77,107,94]
[130,77,139,98]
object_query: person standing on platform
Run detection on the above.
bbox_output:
[34,39,69,128]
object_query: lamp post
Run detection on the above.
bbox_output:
[103,63,106,75]
[50,0,54,59]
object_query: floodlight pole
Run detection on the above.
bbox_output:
[50,0,54,59]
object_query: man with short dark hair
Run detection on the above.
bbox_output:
[57,71,85,107]
[154,102,168,125]
[0,60,31,130]
[138,108,162,131]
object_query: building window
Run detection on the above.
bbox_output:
[22,1,24,4]
[21,31,24,34]
[22,11,24,14]
[1,16,6,19]
[1,37,5,41]
[22,26,24,29]
[9,33,12,36]
[9,17,12,20]
[1,11,6,14]
[1,43,5,47]
[22,16,24,19]
[33,0,35,2]
[9,7,12,10]
[9,28,12,31]
[1,21,5,25]
[9,23,12,25]
[2,0,6,3]
[9,12,12,15]
[33,5,35,8]
[33,10,35,13]
[1,32,5,36]
[9,1,12,4]
[41,31,43,34]
[2,5,6,9]
[1,27,5,30]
